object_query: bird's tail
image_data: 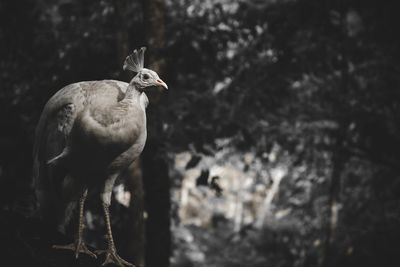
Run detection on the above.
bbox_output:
[34,161,70,231]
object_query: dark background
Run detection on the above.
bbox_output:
[1,0,400,267]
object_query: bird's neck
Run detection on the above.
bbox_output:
[124,84,142,101]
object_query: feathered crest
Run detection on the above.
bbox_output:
[123,47,146,72]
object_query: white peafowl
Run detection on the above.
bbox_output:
[33,47,167,267]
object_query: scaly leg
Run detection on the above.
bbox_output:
[53,189,96,259]
[96,202,135,267]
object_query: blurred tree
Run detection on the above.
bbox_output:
[1,0,400,266]
[142,1,171,267]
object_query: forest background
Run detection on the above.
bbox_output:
[1,0,399,267]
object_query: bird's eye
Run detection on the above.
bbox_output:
[143,74,149,80]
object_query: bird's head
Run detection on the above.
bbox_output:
[123,47,168,91]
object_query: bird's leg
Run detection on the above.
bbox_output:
[53,189,96,259]
[96,201,135,267]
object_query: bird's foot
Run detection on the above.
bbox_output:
[96,249,135,267]
[53,240,97,259]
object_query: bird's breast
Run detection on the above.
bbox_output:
[70,106,146,167]
[108,128,147,173]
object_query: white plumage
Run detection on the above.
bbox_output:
[33,48,167,267]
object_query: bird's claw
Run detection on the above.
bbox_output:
[53,241,97,259]
[96,249,135,267]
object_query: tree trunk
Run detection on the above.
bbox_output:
[142,0,166,103]
[122,160,146,267]
[114,1,145,266]
[114,0,130,80]
[142,140,171,267]
[321,134,345,267]
[142,1,171,267]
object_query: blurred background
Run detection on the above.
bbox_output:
[1,0,400,267]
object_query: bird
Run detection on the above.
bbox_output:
[32,47,167,267]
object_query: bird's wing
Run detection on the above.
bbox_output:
[33,80,129,178]
[32,81,88,222]
[32,80,128,221]
[33,82,86,178]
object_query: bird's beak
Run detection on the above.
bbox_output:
[156,79,168,90]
